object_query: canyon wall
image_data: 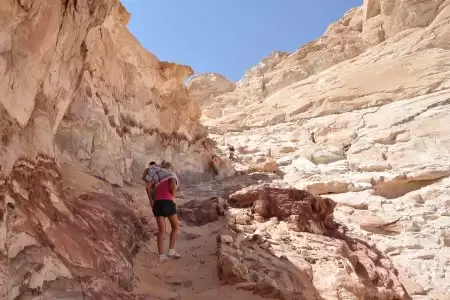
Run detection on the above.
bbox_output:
[1,0,449,298]
[189,0,450,298]
[0,0,216,297]
[0,0,213,187]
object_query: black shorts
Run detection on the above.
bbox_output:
[152,200,176,217]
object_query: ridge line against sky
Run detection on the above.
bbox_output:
[121,0,363,81]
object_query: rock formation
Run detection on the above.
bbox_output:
[0,0,221,298]
[195,0,450,298]
[198,0,450,132]
[219,185,410,299]
[177,197,226,226]
[0,154,145,298]
[187,73,235,106]
[2,0,449,299]
[0,0,214,188]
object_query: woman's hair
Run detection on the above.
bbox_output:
[161,161,173,170]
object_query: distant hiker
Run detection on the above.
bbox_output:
[310,130,316,144]
[228,145,235,160]
[210,155,220,178]
[142,161,181,262]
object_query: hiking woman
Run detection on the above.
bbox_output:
[142,161,181,262]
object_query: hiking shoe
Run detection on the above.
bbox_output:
[159,254,168,263]
[168,249,181,259]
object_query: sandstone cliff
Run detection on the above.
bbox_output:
[1,0,449,299]
[194,0,450,298]
[197,0,450,129]
[1,155,146,298]
[0,0,219,298]
[187,73,235,107]
[0,0,212,187]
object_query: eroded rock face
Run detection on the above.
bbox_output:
[202,0,450,297]
[0,154,145,298]
[219,186,410,300]
[200,0,450,133]
[0,0,214,188]
[178,197,226,226]
[186,73,236,107]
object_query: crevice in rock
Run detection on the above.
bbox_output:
[0,104,21,148]
[17,0,32,12]
[371,177,444,199]
[360,105,382,130]
[391,98,450,127]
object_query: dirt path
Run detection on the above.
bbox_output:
[126,179,265,300]
[132,221,263,300]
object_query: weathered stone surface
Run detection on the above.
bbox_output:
[204,1,450,297]
[0,0,217,188]
[0,154,144,298]
[219,186,410,299]
[249,159,280,174]
[186,73,236,107]
[177,197,226,226]
[230,186,336,234]
[3,0,450,298]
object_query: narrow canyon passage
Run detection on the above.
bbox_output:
[127,179,267,300]
[2,0,450,298]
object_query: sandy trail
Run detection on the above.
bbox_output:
[132,221,263,300]
[59,163,269,299]
[126,180,265,300]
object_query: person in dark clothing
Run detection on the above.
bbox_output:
[210,155,220,177]
[228,145,235,160]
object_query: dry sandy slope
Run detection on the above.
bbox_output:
[125,181,265,300]
[133,221,264,300]
[59,162,265,299]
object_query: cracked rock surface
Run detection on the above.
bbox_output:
[193,0,450,298]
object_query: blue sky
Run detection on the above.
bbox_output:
[122,1,363,81]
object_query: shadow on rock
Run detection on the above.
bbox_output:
[0,154,148,299]
[217,185,411,299]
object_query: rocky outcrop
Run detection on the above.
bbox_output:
[199,0,450,132]
[0,154,146,298]
[0,0,229,298]
[229,185,337,239]
[186,73,235,106]
[186,73,236,120]
[2,0,449,298]
[177,197,226,226]
[0,0,214,188]
[218,186,410,299]
[202,1,450,297]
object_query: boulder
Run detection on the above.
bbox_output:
[177,197,226,226]
[218,186,410,299]
[249,159,280,173]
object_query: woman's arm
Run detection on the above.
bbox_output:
[142,168,149,182]
[146,181,155,207]
[169,178,177,197]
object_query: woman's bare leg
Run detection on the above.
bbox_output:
[155,216,166,255]
[167,214,180,250]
